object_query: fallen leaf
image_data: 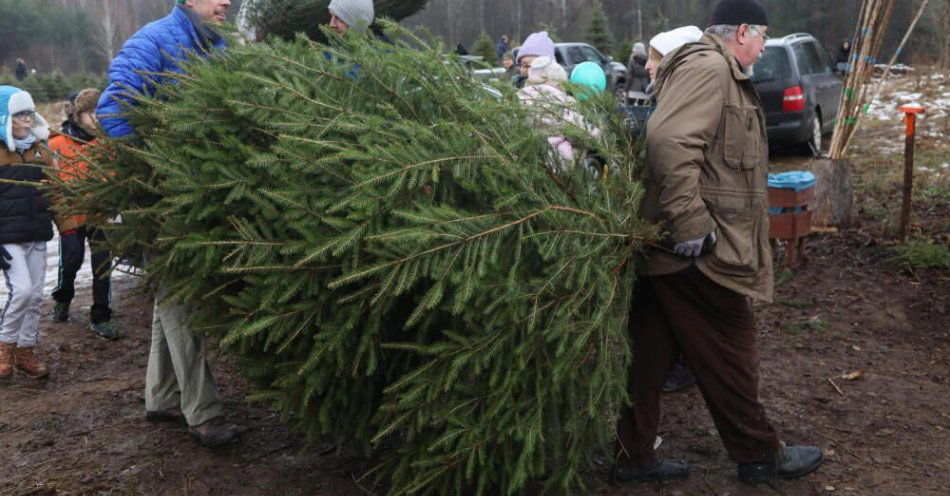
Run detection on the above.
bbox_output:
[841,370,865,381]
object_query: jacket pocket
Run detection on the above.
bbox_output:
[705,197,760,277]
[722,105,760,170]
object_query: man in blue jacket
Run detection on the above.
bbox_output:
[96,0,239,448]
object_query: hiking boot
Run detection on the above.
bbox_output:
[612,459,690,484]
[0,341,15,379]
[188,416,239,448]
[145,407,186,424]
[52,301,69,322]
[90,321,118,341]
[738,445,824,484]
[13,347,49,379]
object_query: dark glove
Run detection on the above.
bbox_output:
[673,232,717,258]
[0,245,11,271]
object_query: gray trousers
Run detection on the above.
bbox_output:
[1,241,47,347]
[144,287,222,426]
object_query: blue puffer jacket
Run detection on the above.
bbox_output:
[96,6,226,138]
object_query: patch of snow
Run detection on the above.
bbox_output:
[895,92,923,102]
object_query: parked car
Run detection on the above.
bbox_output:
[751,33,843,155]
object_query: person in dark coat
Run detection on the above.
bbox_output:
[835,39,851,74]
[495,35,509,61]
[624,43,650,99]
[14,58,27,82]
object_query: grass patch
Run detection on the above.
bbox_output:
[785,316,828,335]
[889,240,950,271]
[775,269,794,287]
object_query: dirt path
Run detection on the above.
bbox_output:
[2,220,947,496]
[1,277,365,496]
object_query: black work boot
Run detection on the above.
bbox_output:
[662,359,696,393]
[612,459,690,484]
[738,445,823,484]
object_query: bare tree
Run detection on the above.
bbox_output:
[90,0,123,63]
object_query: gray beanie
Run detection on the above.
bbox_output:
[328,0,375,32]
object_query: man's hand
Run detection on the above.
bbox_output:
[673,232,717,258]
[0,246,12,271]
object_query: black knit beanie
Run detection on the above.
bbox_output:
[708,0,769,27]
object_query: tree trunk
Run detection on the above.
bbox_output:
[810,158,854,228]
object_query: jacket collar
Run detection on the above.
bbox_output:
[172,5,223,52]
[700,33,751,82]
[653,33,749,95]
[60,118,95,143]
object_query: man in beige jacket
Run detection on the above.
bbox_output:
[613,0,823,485]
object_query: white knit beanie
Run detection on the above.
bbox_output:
[632,42,647,58]
[649,25,704,56]
[328,0,375,32]
[527,56,568,86]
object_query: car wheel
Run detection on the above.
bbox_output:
[805,113,822,157]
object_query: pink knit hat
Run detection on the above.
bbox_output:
[516,31,555,64]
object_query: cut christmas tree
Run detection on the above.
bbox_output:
[69,24,655,495]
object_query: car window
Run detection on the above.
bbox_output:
[812,42,835,74]
[580,46,603,63]
[793,42,825,75]
[751,46,791,82]
[567,47,586,65]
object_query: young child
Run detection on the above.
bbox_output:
[48,88,117,340]
[0,86,55,379]
[502,51,518,81]
[517,56,600,170]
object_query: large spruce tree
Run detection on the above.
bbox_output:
[69,24,655,495]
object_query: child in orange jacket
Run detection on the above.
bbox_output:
[47,88,116,341]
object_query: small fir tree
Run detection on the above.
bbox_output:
[469,32,497,65]
[614,39,634,66]
[586,0,615,56]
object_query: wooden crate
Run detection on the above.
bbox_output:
[768,187,814,209]
[768,186,815,265]
[769,210,813,239]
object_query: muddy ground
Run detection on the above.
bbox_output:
[2,75,948,496]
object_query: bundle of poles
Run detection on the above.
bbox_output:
[829,0,931,159]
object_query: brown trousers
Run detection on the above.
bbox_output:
[615,265,780,467]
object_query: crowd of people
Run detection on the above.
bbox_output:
[0,0,824,486]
